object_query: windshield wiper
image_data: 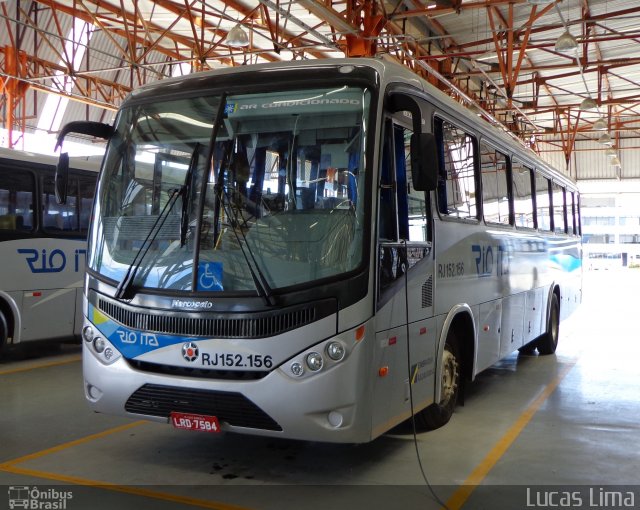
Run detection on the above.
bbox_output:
[180,143,200,246]
[211,140,230,247]
[213,146,275,306]
[115,145,200,300]
[223,190,276,306]
[114,187,183,300]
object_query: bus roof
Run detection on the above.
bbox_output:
[0,146,101,173]
[123,57,576,191]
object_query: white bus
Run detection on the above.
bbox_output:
[56,58,582,443]
[0,148,98,355]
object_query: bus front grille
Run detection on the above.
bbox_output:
[125,383,282,431]
[96,296,335,339]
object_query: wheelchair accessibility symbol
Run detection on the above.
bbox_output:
[197,262,224,291]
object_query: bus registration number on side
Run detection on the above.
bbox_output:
[170,412,221,433]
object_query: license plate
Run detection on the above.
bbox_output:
[170,412,221,433]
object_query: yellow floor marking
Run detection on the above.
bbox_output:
[0,421,145,468]
[0,355,81,376]
[1,464,251,510]
[444,361,576,510]
[0,356,574,510]
[0,420,253,510]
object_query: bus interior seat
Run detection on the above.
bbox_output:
[299,188,315,209]
[0,214,16,230]
[262,193,285,212]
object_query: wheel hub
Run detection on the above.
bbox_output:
[441,349,459,405]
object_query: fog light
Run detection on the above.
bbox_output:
[87,384,103,400]
[93,337,106,353]
[306,352,323,371]
[290,362,304,377]
[328,411,344,428]
[82,325,94,342]
[326,341,345,361]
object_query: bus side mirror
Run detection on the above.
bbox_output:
[411,132,439,191]
[54,121,114,152]
[55,153,69,205]
[54,120,113,205]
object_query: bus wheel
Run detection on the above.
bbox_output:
[0,311,8,357]
[415,332,460,430]
[518,341,537,355]
[537,293,559,355]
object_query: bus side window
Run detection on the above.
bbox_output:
[436,119,478,220]
[378,111,430,303]
[534,172,551,231]
[552,182,567,234]
[379,118,425,242]
[43,175,78,232]
[568,191,579,235]
[512,160,534,228]
[405,133,428,242]
[42,171,96,234]
[378,116,418,298]
[379,120,398,241]
[0,170,34,231]
[480,142,510,225]
[79,176,97,232]
[575,193,582,236]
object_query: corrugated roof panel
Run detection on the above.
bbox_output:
[536,141,569,176]
[1,2,73,133]
[2,0,640,183]
[618,138,640,180]
[574,140,619,180]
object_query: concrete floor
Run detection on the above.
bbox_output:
[1,270,639,510]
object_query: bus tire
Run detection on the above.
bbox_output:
[415,332,460,430]
[518,341,537,355]
[0,310,8,357]
[537,293,559,355]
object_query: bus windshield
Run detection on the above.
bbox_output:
[89,85,371,293]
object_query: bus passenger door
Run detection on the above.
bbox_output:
[373,114,437,433]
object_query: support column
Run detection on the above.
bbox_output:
[2,45,29,148]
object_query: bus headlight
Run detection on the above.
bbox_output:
[283,339,356,379]
[326,341,345,361]
[306,352,324,371]
[82,325,94,342]
[85,331,121,366]
[281,324,366,380]
[93,337,106,353]
[290,362,304,377]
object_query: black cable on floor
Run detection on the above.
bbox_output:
[402,240,451,510]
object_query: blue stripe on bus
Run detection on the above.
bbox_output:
[550,254,582,272]
[89,304,191,359]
